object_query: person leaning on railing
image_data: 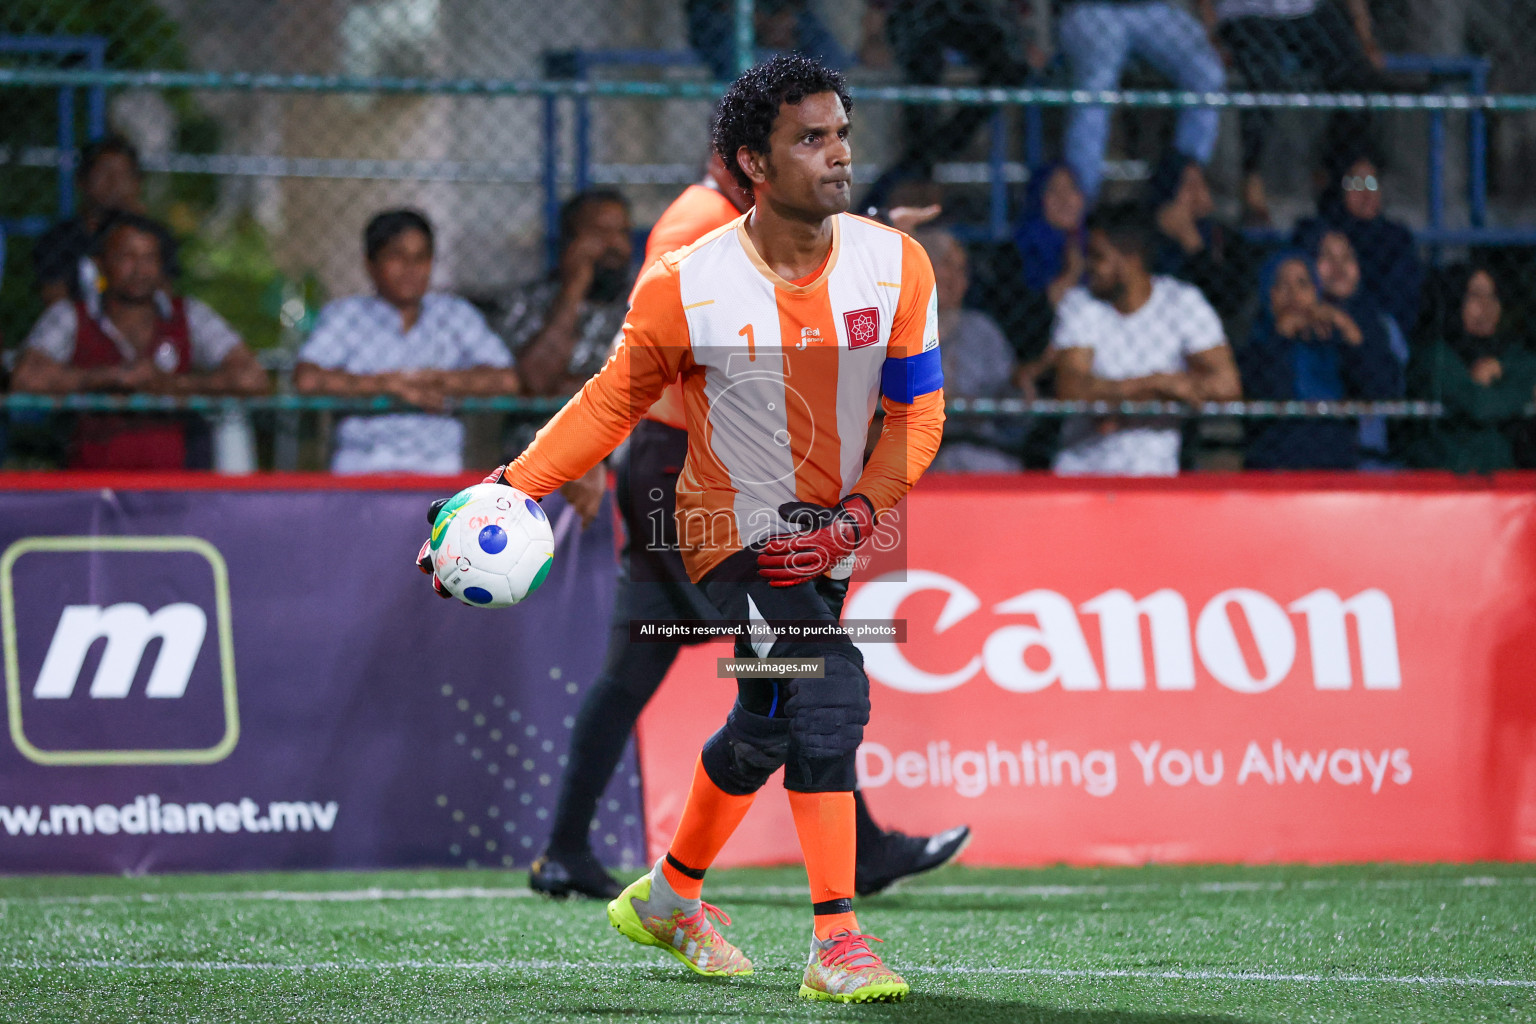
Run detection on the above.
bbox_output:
[1405,263,1536,475]
[1050,202,1242,477]
[293,209,519,475]
[12,211,269,471]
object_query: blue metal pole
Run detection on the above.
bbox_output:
[1428,110,1445,234]
[85,36,107,140]
[1470,63,1489,229]
[1025,104,1043,170]
[734,0,755,76]
[57,86,77,218]
[989,107,1008,241]
[542,94,560,272]
[575,54,590,194]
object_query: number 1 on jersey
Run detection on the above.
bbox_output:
[739,323,755,361]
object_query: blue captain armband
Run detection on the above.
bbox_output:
[880,347,944,403]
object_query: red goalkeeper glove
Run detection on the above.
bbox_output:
[416,464,515,599]
[756,494,876,588]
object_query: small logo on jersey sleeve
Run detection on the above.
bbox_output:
[843,307,881,350]
[922,287,940,352]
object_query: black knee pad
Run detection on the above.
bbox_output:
[782,650,869,792]
[700,702,790,796]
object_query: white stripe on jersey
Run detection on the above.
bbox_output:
[827,216,904,495]
[677,230,795,547]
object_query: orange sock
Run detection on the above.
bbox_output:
[788,790,859,940]
[661,755,757,900]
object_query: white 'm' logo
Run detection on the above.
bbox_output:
[33,603,208,700]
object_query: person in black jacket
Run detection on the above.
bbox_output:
[1146,153,1262,328]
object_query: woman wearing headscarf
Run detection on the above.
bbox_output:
[1406,263,1536,473]
[1312,228,1407,462]
[1014,162,1086,307]
[1007,163,1087,392]
[1293,146,1424,338]
[1239,251,1403,469]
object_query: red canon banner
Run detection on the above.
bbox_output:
[637,474,1536,867]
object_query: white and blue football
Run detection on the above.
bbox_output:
[428,483,554,608]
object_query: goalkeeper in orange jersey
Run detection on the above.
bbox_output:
[527,147,968,907]
[419,55,943,1003]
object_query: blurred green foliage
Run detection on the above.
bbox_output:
[1,0,311,353]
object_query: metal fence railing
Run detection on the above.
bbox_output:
[3,1,1535,476]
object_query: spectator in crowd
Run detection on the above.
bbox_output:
[13,211,268,470]
[1294,147,1424,339]
[294,209,518,475]
[1016,162,1087,308]
[1406,264,1536,474]
[686,0,849,81]
[1058,0,1226,202]
[33,134,147,305]
[1312,227,1408,463]
[913,225,1026,471]
[1003,163,1085,386]
[1146,152,1263,326]
[1052,202,1240,476]
[1238,252,1402,469]
[1313,229,1407,363]
[858,0,1033,210]
[1196,0,1384,225]
[498,189,634,397]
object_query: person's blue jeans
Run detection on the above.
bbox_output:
[1060,1,1225,200]
[686,1,850,80]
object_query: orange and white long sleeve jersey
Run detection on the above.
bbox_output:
[504,212,946,581]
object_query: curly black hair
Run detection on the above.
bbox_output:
[711,54,852,193]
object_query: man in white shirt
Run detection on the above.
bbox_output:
[295,209,519,474]
[1051,202,1241,476]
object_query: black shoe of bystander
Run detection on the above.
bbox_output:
[529,847,623,900]
[855,825,972,897]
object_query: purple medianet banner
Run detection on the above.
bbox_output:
[0,485,642,874]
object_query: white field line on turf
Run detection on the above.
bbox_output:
[0,886,537,907]
[2,959,1533,990]
[3,875,1534,908]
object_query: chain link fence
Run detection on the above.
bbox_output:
[2,0,1534,473]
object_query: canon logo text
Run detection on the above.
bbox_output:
[845,571,1402,695]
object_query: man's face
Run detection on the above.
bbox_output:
[1342,159,1382,221]
[99,225,163,303]
[574,200,633,274]
[367,228,434,308]
[745,91,851,221]
[1315,231,1360,301]
[1085,229,1128,303]
[1463,270,1502,338]
[82,153,143,216]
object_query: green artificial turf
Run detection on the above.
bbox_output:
[1,862,1533,1022]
